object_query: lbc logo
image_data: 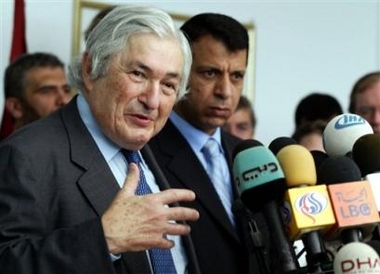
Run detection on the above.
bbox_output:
[339,203,371,218]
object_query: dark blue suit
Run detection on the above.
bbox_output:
[148,119,274,274]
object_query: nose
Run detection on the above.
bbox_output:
[230,126,238,137]
[57,89,72,106]
[214,74,233,99]
[370,109,380,130]
[139,81,160,109]
[372,110,380,123]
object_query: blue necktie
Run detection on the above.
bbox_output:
[202,138,235,226]
[122,149,177,274]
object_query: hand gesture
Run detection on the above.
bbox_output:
[101,163,199,254]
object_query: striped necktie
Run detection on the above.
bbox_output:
[122,149,177,274]
[202,138,235,226]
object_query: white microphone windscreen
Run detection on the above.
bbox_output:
[323,114,373,157]
[333,242,380,273]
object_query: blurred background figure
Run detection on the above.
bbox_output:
[292,120,327,152]
[223,95,256,139]
[294,92,343,129]
[349,71,380,134]
[2,52,71,140]
[292,92,343,151]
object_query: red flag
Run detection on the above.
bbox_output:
[1,0,27,140]
[10,0,27,62]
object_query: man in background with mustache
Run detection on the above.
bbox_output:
[149,13,274,274]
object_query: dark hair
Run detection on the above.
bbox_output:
[348,71,380,113]
[294,92,343,127]
[4,52,64,99]
[180,13,249,62]
[236,95,256,128]
[292,119,327,143]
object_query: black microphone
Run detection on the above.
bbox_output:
[352,133,380,241]
[268,136,297,156]
[310,150,329,172]
[233,139,298,273]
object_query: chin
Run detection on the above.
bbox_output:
[214,119,228,128]
[136,133,152,145]
[127,140,147,151]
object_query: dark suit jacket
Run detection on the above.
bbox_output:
[148,119,273,274]
[0,97,199,274]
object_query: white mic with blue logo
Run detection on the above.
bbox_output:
[323,114,373,157]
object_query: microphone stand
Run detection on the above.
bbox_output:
[233,199,272,274]
[301,232,329,274]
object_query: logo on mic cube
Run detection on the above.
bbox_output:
[284,185,335,240]
[233,146,284,195]
[325,181,379,240]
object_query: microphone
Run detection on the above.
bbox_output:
[233,139,298,273]
[317,156,380,243]
[333,242,380,273]
[310,150,329,172]
[352,133,380,176]
[276,144,335,273]
[352,133,380,240]
[268,136,297,155]
[323,114,373,157]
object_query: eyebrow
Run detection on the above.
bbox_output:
[196,65,245,74]
[133,61,181,80]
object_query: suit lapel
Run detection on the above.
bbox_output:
[61,97,120,215]
[60,97,151,273]
[142,144,201,274]
[157,121,239,241]
[221,132,241,198]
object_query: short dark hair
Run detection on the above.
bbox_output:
[294,92,343,127]
[292,119,327,143]
[348,71,380,113]
[180,13,249,62]
[236,95,256,128]
[4,52,64,99]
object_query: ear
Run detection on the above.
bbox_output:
[81,51,93,92]
[5,97,24,119]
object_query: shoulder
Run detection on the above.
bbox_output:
[221,129,243,154]
[221,130,242,144]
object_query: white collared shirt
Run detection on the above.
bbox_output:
[77,93,188,273]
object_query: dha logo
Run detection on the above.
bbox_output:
[334,114,365,129]
[296,192,327,223]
